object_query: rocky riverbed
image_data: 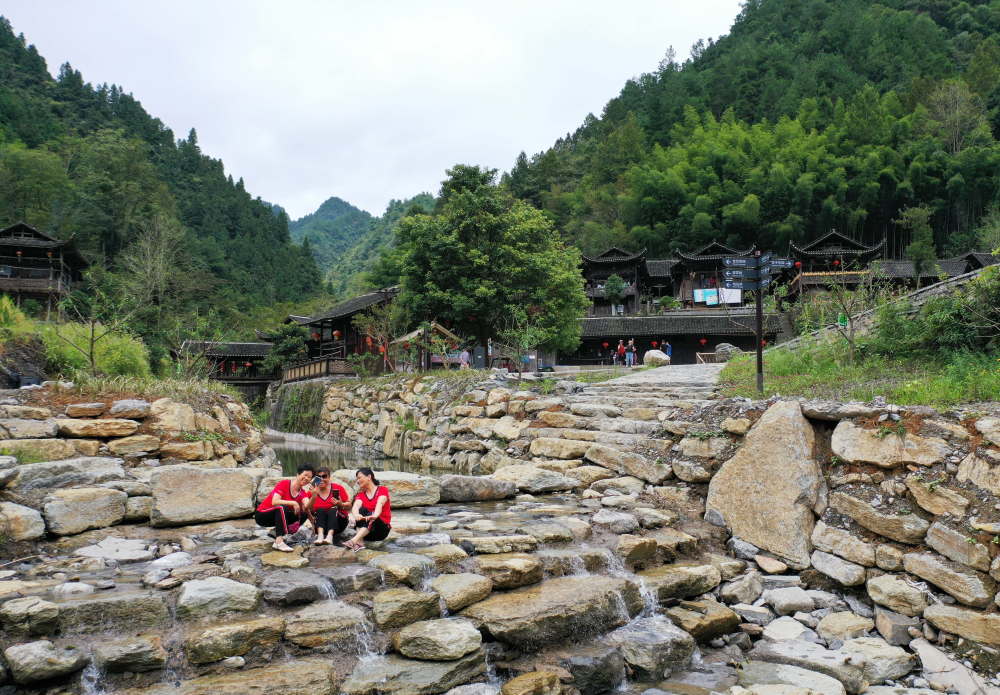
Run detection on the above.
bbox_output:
[3,373,1000,694]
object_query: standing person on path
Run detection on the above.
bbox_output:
[459,348,470,370]
[616,340,625,366]
[306,467,351,545]
[663,340,672,365]
[344,467,392,551]
[255,463,314,552]
[626,338,636,367]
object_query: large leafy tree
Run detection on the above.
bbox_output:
[396,166,588,353]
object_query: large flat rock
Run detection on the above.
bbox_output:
[461,576,642,647]
[706,400,824,569]
[831,421,948,468]
[117,658,338,694]
[829,492,929,544]
[438,475,516,502]
[151,466,260,526]
[332,469,440,507]
[11,456,125,490]
[341,649,486,695]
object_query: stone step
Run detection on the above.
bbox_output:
[521,427,653,449]
[564,396,714,409]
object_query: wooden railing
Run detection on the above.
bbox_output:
[696,352,724,364]
[282,357,356,383]
[0,276,72,293]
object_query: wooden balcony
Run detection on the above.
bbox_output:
[282,357,358,383]
[0,275,72,294]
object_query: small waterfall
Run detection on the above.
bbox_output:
[319,579,337,601]
[353,617,381,659]
[80,662,107,695]
[602,545,658,617]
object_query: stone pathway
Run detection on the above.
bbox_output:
[604,363,725,389]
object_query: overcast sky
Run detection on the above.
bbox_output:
[5,1,743,219]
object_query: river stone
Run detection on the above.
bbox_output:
[109,399,151,418]
[341,649,486,695]
[431,573,493,612]
[763,587,814,615]
[58,591,168,633]
[557,645,625,695]
[369,552,436,587]
[956,452,1000,495]
[445,686,498,695]
[831,421,948,467]
[0,438,78,462]
[0,417,57,438]
[518,520,574,543]
[566,465,616,487]
[761,615,819,643]
[439,475,516,502]
[42,487,126,535]
[672,459,713,482]
[394,618,482,660]
[738,662,846,695]
[474,553,543,589]
[461,535,538,554]
[902,551,996,607]
[125,495,153,521]
[810,550,866,586]
[706,401,824,569]
[721,572,763,604]
[185,616,285,663]
[591,508,639,534]
[866,574,927,616]
[490,464,576,493]
[3,640,87,684]
[528,437,591,460]
[75,536,154,563]
[415,544,469,570]
[838,637,914,684]
[923,603,1000,644]
[615,534,658,566]
[816,612,874,642]
[748,640,867,694]
[11,455,125,490]
[909,637,999,695]
[829,492,929,544]
[584,443,671,484]
[374,587,441,629]
[0,596,59,635]
[811,521,875,567]
[500,672,560,695]
[873,607,919,646]
[176,577,261,619]
[461,575,642,647]
[147,398,196,433]
[312,564,381,594]
[150,466,258,526]
[732,603,775,626]
[925,522,991,572]
[261,569,331,605]
[0,501,44,540]
[117,658,336,695]
[904,476,968,517]
[665,597,740,642]
[160,439,212,460]
[285,599,365,647]
[638,563,721,603]
[331,469,441,507]
[56,417,138,437]
[94,635,167,672]
[606,615,695,679]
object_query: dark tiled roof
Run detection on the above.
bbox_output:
[873,260,966,279]
[0,221,88,266]
[582,247,646,264]
[675,241,756,262]
[580,311,781,338]
[959,252,1000,269]
[645,259,678,277]
[792,230,884,255]
[305,287,399,324]
[180,341,272,357]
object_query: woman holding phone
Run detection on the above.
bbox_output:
[343,467,391,551]
[254,463,315,552]
[306,467,351,545]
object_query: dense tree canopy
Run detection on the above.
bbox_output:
[395,166,588,352]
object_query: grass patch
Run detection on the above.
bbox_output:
[719,337,1000,408]
[51,373,241,402]
[0,445,49,464]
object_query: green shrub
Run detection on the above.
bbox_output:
[36,322,151,377]
[0,295,33,340]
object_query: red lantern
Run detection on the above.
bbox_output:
[15,250,21,257]
[378,345,385,354]
[333,330,342,340]
[761,340,768,347]
[651,341,658,348]
[699,337,708,346]
[602,341,609,349]
[311,332,321,340]
[832,259,841,267]
[403,342,410,349]
[244,362,252,367]
[46,251,53,259]
[794,261,802,269]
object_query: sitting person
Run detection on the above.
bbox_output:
[254,463,314,552]
[306,467,351,545]
[343,467,391,551]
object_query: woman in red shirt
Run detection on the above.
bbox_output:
[305,467,351,545]
[343,467,391,551]
[254,463,314,552]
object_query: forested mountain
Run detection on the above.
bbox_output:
[504,0,1000,258]
[289,197,374,276]
[0,17,321,360]
[324,194,435,295]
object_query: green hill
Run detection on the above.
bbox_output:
[289,197,374,275]
[505,0,1000,258]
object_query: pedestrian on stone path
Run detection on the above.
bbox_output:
[663,340,672,364]
[616,340,625,366]
[625,338,636,367]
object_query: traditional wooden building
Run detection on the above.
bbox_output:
[581,247,647,316]
[788,230,886,296]
[0,222,88,315]
[178,341,276,399]
[670,241,757,308]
